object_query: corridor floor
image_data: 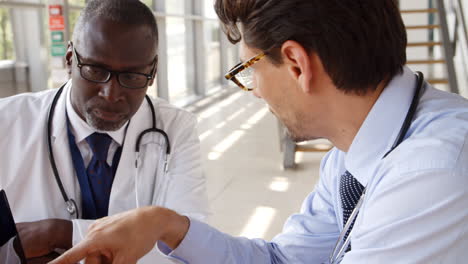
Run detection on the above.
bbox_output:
[187,88,327,240]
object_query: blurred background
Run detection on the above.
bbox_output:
[0,0,466,240]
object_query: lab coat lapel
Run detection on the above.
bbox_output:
[109,98,168,214]
[109,98,150,213]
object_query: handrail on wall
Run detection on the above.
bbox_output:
[455,0,468,51]
[430,0,468,57]
[424,0,468,94]
[452,0,468,91]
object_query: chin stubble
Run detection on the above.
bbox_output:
[84,110,126,131]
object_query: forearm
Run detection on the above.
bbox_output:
[16,219,72,259]
[162,218,276,264]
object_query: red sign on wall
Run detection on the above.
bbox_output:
[49,5,63,16]
[49,16,65,31]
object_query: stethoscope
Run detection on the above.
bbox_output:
[328,72,426,264]
[46,83,171,219]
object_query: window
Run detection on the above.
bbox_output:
[167,17,194,102]
[141,0,153,8]
[166,1,185,14]
[0,8,14,60]
[204,0,217,19]
[204,21,221,91]
[0,0,237,101]
[68,0,86,5]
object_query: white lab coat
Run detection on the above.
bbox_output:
[0,81,209,263]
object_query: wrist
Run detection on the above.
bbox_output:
[151,207,189,249]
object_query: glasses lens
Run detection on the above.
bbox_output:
[81,65,110,82]
[119,73,149,89]
[236,66,255,90]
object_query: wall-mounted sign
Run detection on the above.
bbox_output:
[49,4,67,86]
[49,16,65,31]
[49,5,63,16]
[51,31,64,43]
[51,44,67,57]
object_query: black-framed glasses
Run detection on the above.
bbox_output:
[224,53,266,91]
[70,41,157,89]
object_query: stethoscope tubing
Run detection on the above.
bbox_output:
[45,87,77,217]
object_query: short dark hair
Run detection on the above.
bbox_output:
[73,0,158,47]
[215,0,407,94]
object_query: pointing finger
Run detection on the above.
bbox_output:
[48,239,96,264]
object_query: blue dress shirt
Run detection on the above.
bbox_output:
[160,67,468,263]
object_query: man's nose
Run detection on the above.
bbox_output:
[99,75,123,103]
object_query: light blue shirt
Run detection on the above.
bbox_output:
[160,67,468,263]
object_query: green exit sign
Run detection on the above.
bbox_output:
[51,31,64,43]
[51,44,67,57]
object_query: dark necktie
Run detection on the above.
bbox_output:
[86,133,114,218]
[339,171,365,251]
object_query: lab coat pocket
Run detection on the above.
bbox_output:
[152,145,172,207]
[136,136,170,208]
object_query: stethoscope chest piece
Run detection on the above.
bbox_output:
[66,200,76,215]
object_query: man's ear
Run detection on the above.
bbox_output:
[148,55,158,87]
[148,74,157,87]
[280,40,313,93]
[65,41,73,75]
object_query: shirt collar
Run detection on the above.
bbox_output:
[65,84,128,145]
[344,66,417,186]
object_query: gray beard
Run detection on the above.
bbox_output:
[84,110,126,131]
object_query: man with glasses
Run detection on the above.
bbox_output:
[53,0,468,263]
[0,0,208,263]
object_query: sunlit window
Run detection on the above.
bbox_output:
[167,17,195,102]
[0,8,15,60]
[204,0,217,19]
[166,0,185,14]
[0,0,236,101]
[68,0,86,6]
[204,21,221,92]
[140,0,153,8]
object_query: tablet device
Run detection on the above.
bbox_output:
[0,189,27,263]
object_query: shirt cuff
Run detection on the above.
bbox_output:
[157,217,215,263]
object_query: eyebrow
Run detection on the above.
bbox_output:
[80,56,155,72]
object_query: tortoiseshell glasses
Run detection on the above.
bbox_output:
[224,53,266,91]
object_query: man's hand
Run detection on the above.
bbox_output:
[16,219,72,259]
[49,206,190,264]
